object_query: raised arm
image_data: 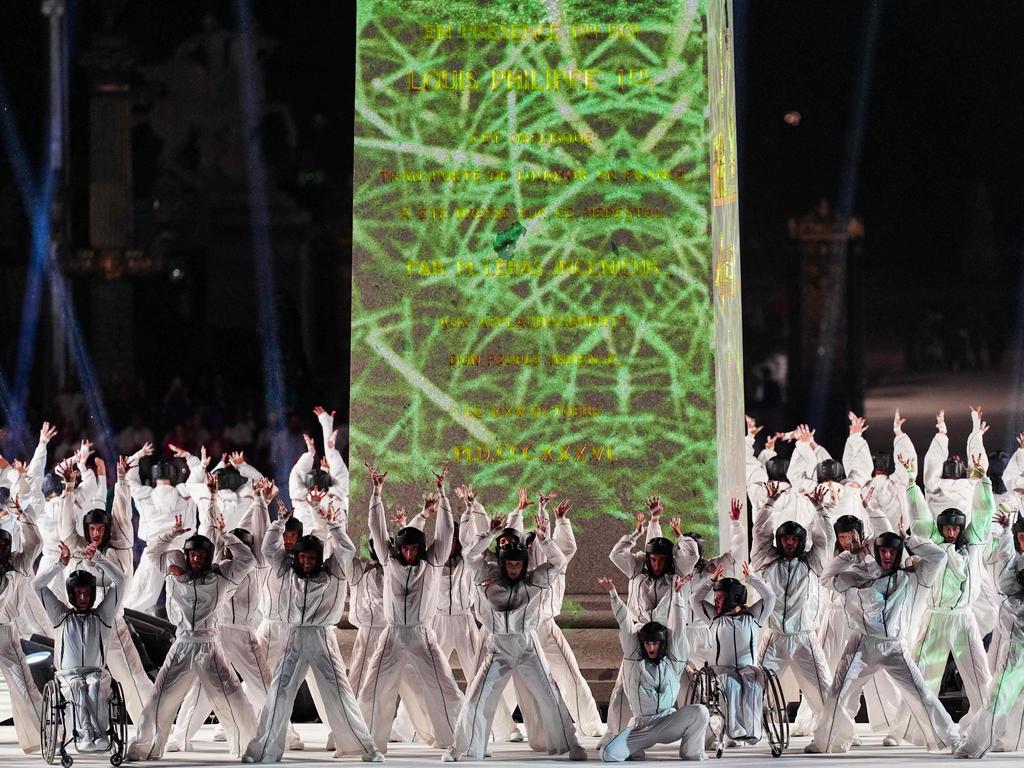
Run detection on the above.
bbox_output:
[998,552,1024,597]
[690,573,717,623]
[610,523,644,578]
[288,444,316,508]
[906,531,946,588]
[551,500,577,561]
[842,413,874,485]
[922,415,948,494]
[907,480,938,540]
[325,520,356,580]
[966,471,995,545]
[750,491,779,569]
[745,571,776,625]
[367,465,390,563]
[108,460,134,550]
[426,471,453,566]
[32,554,69,626]
[604,580,638,655]
[90,548,127,618]
[667,577,690,660]
[217,531,256,584]
[262,519,290,572]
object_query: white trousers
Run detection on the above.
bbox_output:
[601,706,710,761]
[811,634,959,753]
[473,623,520,742]
[108,615,154,724]
[957,640,1024,758]
[126,636,257,761]
[357,624,464,753]
[452,632,579,759]
[714,666,765,742]
[167,624,271,746]
[759,629,832,731]
[58,668,111,747]
[535,618,605,737]
[243,625,376,763]
[0,623,41,753]
[906,609,991,734]
[257,618,328,747]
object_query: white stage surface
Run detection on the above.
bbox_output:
[0,724,1018,766]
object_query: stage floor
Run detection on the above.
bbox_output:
[0,724,1017,766]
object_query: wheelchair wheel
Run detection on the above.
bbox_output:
[762,668,789,758]
[688,664,725,759]
[108,680,128,766]
[40,679,67,766]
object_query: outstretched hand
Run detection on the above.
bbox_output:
[170,515,191,537]
[489,515,506,532]
[597,576,615,591]
[365,462,387,488]
[58,541,71,568]
[645,495,664,517]
[554,499,572,518]
[893,409,905,436]
[729,498,743,521]
[515,487,529,510]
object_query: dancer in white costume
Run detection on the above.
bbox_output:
[358,464,464,754]
[806,486,961,754]
[443,510,585,761]
[243,499,380,763]
[600,574,709,762]
[125,515,257,761]
[0,506,43,753]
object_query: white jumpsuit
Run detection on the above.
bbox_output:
[752,496,832,732]
[167,496,272,749]
[34,551,124,750]
[956,552,1024,757]
[123,466,193,613]
[125,529,257,761]
[809,505,959,753]
[0,515,43,753]
[357,483,464,753]
[604,524,699,739]
[897,475,993,739]
[448,527,582,760]
[242,520,378,763]
[691,574,775,742]
[602,586,709,761]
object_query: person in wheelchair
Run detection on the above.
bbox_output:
[599,574,709,761]
[33,539,124,752]
[691,562,775,745]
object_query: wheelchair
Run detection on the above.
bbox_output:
[40,676,128,766]
[687,662,789,758]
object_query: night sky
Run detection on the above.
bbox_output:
[1,0,1022,375]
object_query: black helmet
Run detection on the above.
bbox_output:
[816,459,846,484]
[42,472,64,499]
[644,537,675,577]
[0,528,11,565]
[833,515,864,551]
[774,521,807,558]
[292,535,325,577]
[872,452,895,476]
[82,508,113,549]
[637,621,669,662]
[941,457,967,481]
[936,508,967,547]
[496,527,521,548]
[182,534,215,576]
[394,526,426,565]
[873,531,905,572]
[0,487,10,508]
[229,527,255,553]
[765,456,790,483]
[214,466,246,493]
[283,516,304,538]
[713,577,747,616]
[988,451,1009,495]
[151,461,177,483]
[1017,562,1024,590]
[305,469,332,493]
[1012,515,1024,553]
[498,541,529,580]
[65,570,98,611]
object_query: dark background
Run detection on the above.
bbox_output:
[0,0,1021,484]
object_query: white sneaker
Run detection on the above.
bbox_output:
[804,742,823,754]
[287,733,305,751]
[165,739,186,753]
[509,728,525,743]
[626,749,646,760]
[851,734,862,746]
[92,735,110,752]
[441,747,459,762]
[882,736,900,747]
[362,750,385,762]
[568,745,588,761]
[584,723,607,738]
[213,724,227,742]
